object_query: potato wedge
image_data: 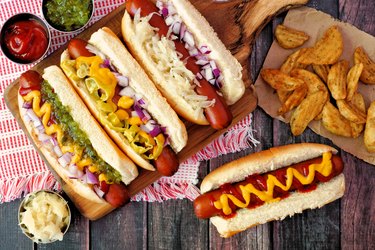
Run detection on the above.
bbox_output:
[346,63,364,101]
[364,101,375,152]
[336,99,367,124]
[278,84,308,115]
[290,90,328,135]
[275,24,310,49]
[261,69,304,91]
[327,60,349,100]
[312,64,330,83]
[280,48,308,74]
[297,26,343,65]
[290,68,328,94]
[322,102,352,137]
[277,89,292,104]
[353,47,375,84]
[349,93,366,138]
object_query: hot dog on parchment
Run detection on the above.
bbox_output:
[60,27,188,176]
[122,0,245,129]
[18,67,138,212]
[193,143,345,238]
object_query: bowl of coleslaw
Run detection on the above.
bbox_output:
[18,190,71,244]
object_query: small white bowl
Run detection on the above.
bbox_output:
[18,190,71,244]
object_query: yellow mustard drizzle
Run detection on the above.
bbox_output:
[213,152,333,215]
[24,90,96,172]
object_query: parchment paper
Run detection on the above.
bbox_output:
[254,7,375,165]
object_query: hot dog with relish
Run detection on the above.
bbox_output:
[18,67,139,216]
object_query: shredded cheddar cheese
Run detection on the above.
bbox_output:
[213,152,333,215]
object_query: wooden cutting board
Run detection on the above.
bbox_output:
[4,0,308,220]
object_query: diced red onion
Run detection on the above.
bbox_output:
[36,124,45,133]
[209,78,216,85]
[50,137,58,146]
[172,22,181,35]
[114,74,129,87]
[196,72,203,80]
[68,164,78,177]
[94,185,105,198]
[180,24,187,39]
[26,109,41,126]
[37,131,49,142]
[183,31,195,47]
[137,98,146,106]
[196,59,209,65]
[119,86,135,97]
[86,170,99,185]
[199,45,211,55]
[22,101,32,109]
[165,15,174,26]
[156,1,164,9]
[161,7,169,17]
[134,94,143,102]
[213,68,221,78]
[53,145,63,157]
[142,110,151,123]
[81,174,87,183]
[140,124,151,133]
[188,48,199,57]
[149,125,162,137]
[204,68,214,80]
[210,60,217,70]
[58,153,72,168]
[134,105,145,120]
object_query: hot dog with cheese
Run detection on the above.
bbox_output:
[193,143,345,237]
[18,67,138,212]
[60,27,188,176]
[122,0,245,129]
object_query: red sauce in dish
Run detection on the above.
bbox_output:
[4,20,48,62]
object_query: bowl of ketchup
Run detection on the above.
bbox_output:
[0,13,51,64]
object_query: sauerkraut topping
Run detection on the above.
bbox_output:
[19,191,70,243]
[131,9,214,117]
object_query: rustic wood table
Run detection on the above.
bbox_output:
[1,0,374,249]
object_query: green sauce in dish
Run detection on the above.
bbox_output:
[41,81,122,183]
[44,0,92,31]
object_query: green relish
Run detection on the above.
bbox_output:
[44,0,92,31]
[41,81,122,183]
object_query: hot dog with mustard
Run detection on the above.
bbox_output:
[122,0,245,129]
[60,27,188,176]
[193,143,345,237]
[18,67,138,212]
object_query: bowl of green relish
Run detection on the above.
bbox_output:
[42,0,94,32]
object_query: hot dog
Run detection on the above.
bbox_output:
[122,0,245,129]
[18,67,139,212]
[193,143,345,237]
[60,27,188,176]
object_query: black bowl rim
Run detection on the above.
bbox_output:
[0,12,51,65]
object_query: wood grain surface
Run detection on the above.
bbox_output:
[0,0,374,249]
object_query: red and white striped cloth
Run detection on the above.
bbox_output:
[0,0,257,203]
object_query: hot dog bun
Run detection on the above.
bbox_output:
[43,66,138,184]
[60,27,187,171]
[199,143,345,238]
[18,66,138,211]
[121,0,245,125]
